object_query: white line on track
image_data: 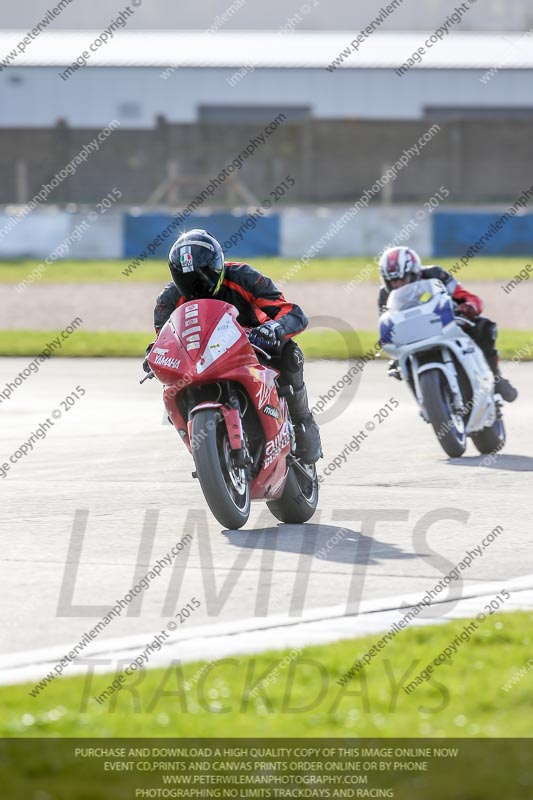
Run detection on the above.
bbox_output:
[2,574,532,688]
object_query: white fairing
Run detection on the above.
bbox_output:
[381,279,496,434]
[196,313,242,375]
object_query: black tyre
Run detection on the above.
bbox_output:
[471,416,506,455]
[191,409,251,530]
[419,369,466,458]
[267,461,318,524]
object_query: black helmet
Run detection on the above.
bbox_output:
[168,229,224,299]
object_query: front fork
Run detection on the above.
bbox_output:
[223,384,253,470]
[188,394,251,471]
[405,352,464,416]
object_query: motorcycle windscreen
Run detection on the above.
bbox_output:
[174,299,250,363]
[387,279,441,311]
[389,281,454,345]
[196,311,242,374]
[393,315,444,345]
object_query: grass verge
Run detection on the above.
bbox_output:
[2,611,532,738]
[0,329,532,360]
[1,256,531,284]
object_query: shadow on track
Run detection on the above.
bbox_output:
[448,454,533,472]
[223,523,418,565]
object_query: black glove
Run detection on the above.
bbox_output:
[249,322,283,355]
[143,342,154,373]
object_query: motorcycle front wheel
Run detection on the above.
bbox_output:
[192,409,251,530]
[420,369,467,458]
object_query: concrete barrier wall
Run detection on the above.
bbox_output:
[0,210,123,260]
[67,212,123,260]
[0,212,71,259]
[0,207,530,261]
[280,206,432,259]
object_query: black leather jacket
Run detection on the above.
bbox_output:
[154,262,308,338]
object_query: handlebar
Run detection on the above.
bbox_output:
[243,327,272,360]
[139,371,155,384]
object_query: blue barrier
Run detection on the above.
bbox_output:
[124,213,281,258]
[434,212,533,257]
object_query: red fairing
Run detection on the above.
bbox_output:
[452,284,483,315]
[147,298,291,501]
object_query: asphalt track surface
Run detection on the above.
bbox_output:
[1,358,532,667]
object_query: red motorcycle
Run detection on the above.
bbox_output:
[142,298,319,529]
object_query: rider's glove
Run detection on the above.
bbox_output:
[143,342,154,373]
[249,321,283,355]
[456,302,478,321]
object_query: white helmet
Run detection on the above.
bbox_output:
[379,246,422,291]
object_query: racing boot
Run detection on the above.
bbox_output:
[478,324,518,403]
[486,351,518,403]
[494,370,518,403]
[286,385,323,464]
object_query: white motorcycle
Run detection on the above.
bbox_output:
[379,278,505,458]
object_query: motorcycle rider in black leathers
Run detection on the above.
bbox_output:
[378,246,518,402]
[144,229,322,463]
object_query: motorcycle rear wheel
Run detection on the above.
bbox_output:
[192,409,251,530]
[471,416,506,455]
[267,460,318,524]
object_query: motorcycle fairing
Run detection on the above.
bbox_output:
[149,298,291,500]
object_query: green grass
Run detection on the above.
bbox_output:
[0,330,150,358]
[1,256,531,285]
[2,611,532,739]
[1,613,530,798]
[1,328,532,360]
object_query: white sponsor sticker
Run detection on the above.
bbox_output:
[154,355,181,369]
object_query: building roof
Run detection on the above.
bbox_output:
[1,30,533,70]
